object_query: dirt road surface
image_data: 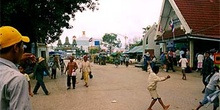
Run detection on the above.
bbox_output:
[30,61,215,110]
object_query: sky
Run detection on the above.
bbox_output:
[56,0,163,46]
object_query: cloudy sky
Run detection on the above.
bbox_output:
[57,0,163,45]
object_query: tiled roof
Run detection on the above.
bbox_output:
[175,0,220,37]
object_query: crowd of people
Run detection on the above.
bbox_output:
[0,26,219,110]
[142,48,220,110]
[0,26,94,109]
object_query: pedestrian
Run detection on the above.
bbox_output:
[179,54,188,80]
[175,48,180,66]
[33,57,51,95]
[51,55,60,79]
[60,59,66,75]
[80,56,92,87]
[165,52,175,72]
[150,54,157,69]
[173,51,177,66]
[114,56,120,68]
[120,55,124,65]
[180,48,185,59]
[18,65,34,97]
[65,56,78,89]
[186,49,190,62]
[125,55,130,67]
[196,52,204,72]
[143,52,151,71]
[201,51,214,93]
[147,63,170,110]
[194,65,220,110]
[78,57,84,80]
[0,26,32,109]
[159,52,166,71]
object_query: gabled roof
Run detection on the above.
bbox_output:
[156,0,220,41]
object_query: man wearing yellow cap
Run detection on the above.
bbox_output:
[0,26,32,109]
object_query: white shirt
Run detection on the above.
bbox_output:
[179,58,188,68]
[197,54,204,62]
[80,61,91,72]
[147,67,166,90]
[206,72,220,90]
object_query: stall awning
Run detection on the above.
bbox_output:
[125,46,148,53]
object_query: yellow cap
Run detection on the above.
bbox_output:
[0,26,30,49]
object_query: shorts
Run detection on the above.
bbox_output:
[197,62,203,68]
[149,90,161,99]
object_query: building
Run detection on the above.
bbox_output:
[143,23,160,58]
[155,0,220,68]
[55,31,102,56]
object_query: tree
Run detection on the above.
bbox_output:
[1,0,99,50]
[129,39,142,50]
[102,33,121,48]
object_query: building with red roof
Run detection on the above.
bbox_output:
[155,0,219,68]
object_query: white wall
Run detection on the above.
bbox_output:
[144,24,161,59]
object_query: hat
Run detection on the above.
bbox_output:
[0,26,30,49]
[38,57,45,63]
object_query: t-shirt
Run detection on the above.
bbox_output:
[206,72,220,90]
[179,58,188,68]
[147,66,166,91]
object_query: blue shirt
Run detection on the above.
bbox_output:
[0,58,32,110]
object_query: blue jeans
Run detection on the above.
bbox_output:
[200,88,219,108]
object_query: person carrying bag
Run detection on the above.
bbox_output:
[65,56,78,90]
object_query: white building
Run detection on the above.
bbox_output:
[76,31,101,53]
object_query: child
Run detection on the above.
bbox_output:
[147,63,170,110]
[18,65,33,97]
[194,65,220,110]
[179,54,188,80]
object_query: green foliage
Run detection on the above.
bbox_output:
[102,33,121,48]
[89,48,99,54]
[1,0,99,44]
[106,56,114,64]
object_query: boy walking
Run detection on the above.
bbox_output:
[179,54,188,80]
[147,63,170,110]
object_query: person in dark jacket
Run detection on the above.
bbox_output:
[51,55,60,79]
[201,51,214,93]
[33,57,51,95]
